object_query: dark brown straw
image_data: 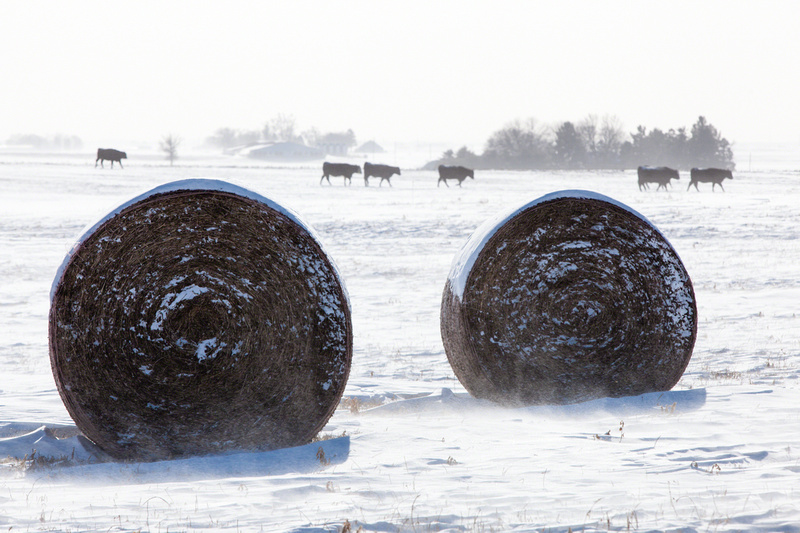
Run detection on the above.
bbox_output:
[49,187,352,461]
[441,195,697,406]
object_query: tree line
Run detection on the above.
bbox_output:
[425,115,734,171]
[4,133,84,151]
[204,114,357,153]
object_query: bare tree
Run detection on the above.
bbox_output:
[262,123,273,142]
[597,115,625,167]
[302,126,321,147]
[578,114,599,154]
[269,114,301,143]
[160,134,181,166]
[483,118,552,169]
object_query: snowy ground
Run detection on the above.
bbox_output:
[1,150,800,531]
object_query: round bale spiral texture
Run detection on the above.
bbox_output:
[49,180,352,461]
[441,191,696,406]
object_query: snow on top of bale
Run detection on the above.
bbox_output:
[447,190,663,301]
[51,179,346,306]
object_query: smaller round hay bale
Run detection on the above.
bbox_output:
[49,179,352,461]
[441,190,697,406]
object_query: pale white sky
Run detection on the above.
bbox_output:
[2,1,798,151]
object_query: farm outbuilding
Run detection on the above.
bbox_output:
[354,140,385,154]
[244,142,324,161]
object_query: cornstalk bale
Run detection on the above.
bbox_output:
[49,179,352,461]
[441,190,697,406]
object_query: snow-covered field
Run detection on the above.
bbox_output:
[1,149,800,532]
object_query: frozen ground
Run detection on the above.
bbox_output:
[1,149,800,531]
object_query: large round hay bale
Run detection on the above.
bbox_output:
[441,190,697,406]
[49,179,352,461]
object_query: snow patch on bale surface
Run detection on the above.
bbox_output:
[441,190,697,406]
[49,179,352,461]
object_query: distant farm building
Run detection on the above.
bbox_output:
[316,130,357,156]
[237,142,324,161]
[355,141,385,154]
[317,141,350,156]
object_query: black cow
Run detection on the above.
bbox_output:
[321,162,362,186]
[364,162,401,187]
[637,166,680,191]
[688,167,733,192]
[95,148,127,168]
[437,165,474,187]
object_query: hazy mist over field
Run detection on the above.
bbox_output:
[2,1,800,151]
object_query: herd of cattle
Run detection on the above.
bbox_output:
[93,148,731,192]
[321,162,400,186]
[637,166,734,192]
[321,162,474,188]
[319,162,730,191]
